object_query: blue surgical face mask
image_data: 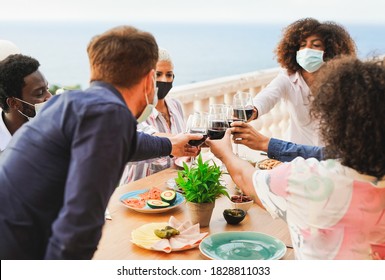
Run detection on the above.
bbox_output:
[137,76,158,123]
[296,48,324,73]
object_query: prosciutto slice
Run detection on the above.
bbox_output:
[151,216,208,253]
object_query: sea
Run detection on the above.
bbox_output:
[1,20,385,89]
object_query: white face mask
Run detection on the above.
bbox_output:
[296,48,324,73]
[14,97,46,120]
[137,76,158,123]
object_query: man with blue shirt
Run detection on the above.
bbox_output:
[0,26,201,259]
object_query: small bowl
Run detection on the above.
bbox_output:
[230,195,253,212]
[223,208,246,225]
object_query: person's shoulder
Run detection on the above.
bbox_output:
[54,89,133,124]
[65,87,126,109]
[167,97,182,106]
[276,68,298,81]
[290,157,345,174]
[291,156,327,165]
[166,98,183,111]
[265,68,294,87]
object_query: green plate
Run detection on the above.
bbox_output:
[199,231,287,260]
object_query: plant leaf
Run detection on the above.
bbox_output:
[176,154,229,203]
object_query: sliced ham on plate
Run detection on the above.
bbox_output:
[131,216,208,253]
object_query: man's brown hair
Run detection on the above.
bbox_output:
[87,26,158,87]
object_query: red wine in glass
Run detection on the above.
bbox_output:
[227,118,243,126]
[233,107,254,121]
[188,129,208,146]
[207,129,226,139]
[208,120,227,140]
[186,112,208,166]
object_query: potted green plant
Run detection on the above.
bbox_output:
[175,154,229,227]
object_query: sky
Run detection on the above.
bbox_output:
[1,0,385,24]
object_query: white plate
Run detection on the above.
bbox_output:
[166,178,185,194]
[120,189,185,214]
[175,156,191,168]
[131,222,204,252]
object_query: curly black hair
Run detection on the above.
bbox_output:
[0,54,40,112]
[310,57,385,178]
[275,18,357,74]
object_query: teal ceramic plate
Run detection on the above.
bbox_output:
[120,189,185,214]
[199,231,287,260]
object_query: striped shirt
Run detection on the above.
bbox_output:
[119,97,185,185]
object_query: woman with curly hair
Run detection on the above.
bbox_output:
[249,18,357,146]
[207,57,385,259]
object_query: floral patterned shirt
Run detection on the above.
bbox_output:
[253,157,385,259]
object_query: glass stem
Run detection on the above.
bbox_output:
[190,156,195,167]
[235,143,239,156]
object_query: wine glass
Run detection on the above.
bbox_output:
[224,104,244,156]
[232,91,253,157]
[207,110,228,140]
[233,91,254,122]
[186,112,208,166]
[209,104,225,115]
[224,104,244,126]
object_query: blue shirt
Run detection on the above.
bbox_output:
[267,138,324,162]
[0,81,171,259]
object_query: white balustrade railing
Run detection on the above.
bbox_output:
[170,67,279,115]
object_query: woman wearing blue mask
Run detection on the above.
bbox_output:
[247,18,356,146]
[119,48,185,184]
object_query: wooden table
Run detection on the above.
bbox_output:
[93,167,294,260]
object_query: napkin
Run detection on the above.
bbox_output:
[105,208,112,220]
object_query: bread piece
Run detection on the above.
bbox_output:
[257,158,282,170]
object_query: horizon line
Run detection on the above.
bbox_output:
[1,18,385,25]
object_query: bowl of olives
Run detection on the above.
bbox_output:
[230,195,253,212]
[223,208,246,225]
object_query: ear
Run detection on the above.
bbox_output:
[145,69,155,93]
[6,97,22,110]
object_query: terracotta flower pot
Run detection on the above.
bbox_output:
[186,201,215,227]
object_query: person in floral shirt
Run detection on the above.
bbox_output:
[207,57,385,260]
